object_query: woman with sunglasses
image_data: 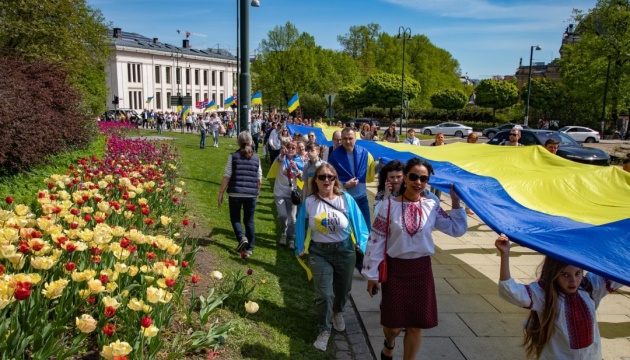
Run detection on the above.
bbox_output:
[274,140,304,248]
[295,164,369,352]
[362,157,468,360]
[279,127,293,147]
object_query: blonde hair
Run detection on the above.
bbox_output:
[310,164,343,197]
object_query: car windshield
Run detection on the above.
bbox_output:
[535,131,579,146]
[558,126,570,132]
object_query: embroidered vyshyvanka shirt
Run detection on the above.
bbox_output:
[361,190,467,281]
[499,274,621,360]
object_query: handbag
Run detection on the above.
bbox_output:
[287,167,302,206]
[219,123,226,135]
[378,198,391,283]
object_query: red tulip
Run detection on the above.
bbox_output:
[104,306,116,318]
[182,219,190,226]
[103,323,116,337]
[141,316,152,328]
[181,261,189,268]
[5,196,13,204]
[191,274,200,284]
[65,262,76,272]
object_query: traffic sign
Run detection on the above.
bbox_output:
[324,94,336,105]
[325,108,336,118]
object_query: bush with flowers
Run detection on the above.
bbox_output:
[0,123,231,359]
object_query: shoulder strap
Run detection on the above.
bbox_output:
[384,198,391,259]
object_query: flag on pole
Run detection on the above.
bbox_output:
[146,96,154,104]
[204,99,216,112]
[195,99,210,109]
[287,93,300,113]
[179,105,190,118]
[224,95,236,108]
[251,91,262,105]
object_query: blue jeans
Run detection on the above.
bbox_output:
[200,129,207,148]
[212,130,219,146]
[308,238,356,332]
[354,195,371,230]
[157,123,163,134]
[228,196,257,251]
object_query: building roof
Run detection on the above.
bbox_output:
[108,29,236,61]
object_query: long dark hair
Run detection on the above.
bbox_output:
[376,160,405,193]
[399,157,434,194]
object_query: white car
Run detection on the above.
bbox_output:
[420,122,473,138]
[558,126,600,143]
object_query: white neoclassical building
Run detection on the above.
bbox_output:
[105,28,237,112]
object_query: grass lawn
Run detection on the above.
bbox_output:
[137,129,334,359]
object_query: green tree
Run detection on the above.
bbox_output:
[430,89,468,121]
[522,78,568,122]
[362,73,421,119]
[0,0,111,115]
[474,79,519,122]
[338,85,367,117]
[299,93,327,119]
[430,89,468,110]
[337,23,381,76]
[561,0,630,131]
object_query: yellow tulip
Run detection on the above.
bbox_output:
[245,301,259,314]
[75,314,97,333]
[127,298,144,311]
[142,324,160,337]
[210,271,223,280]
[87,279,105,294]
[41,279,69,299]
[102,296,121,309]
[101,340,132,360]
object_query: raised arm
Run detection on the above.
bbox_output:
[495,233,511,281]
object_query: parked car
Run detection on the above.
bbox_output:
[487,129,610,166]
[103,109,142,123]
[420,122,473,138]
[482,123,530,139]
[558,126,600,143]
[346,118,381,130]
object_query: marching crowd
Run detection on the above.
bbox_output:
[106,109,626,359]
[213,116,622,359]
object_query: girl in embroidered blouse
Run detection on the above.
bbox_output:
[495,234,621,360]
[373,160,404,215]
[362,157,468,360]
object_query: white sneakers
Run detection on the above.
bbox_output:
[289,240,295,249]
[313,330,330,351]
[278,236,287,246]
[332,312,345,332]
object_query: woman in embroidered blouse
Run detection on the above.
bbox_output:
[295,164,369,352]
[495,234,621,360]
[362,157,467,360]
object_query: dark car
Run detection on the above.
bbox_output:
[482,123,530,139]
[487,129,610,166]
[346,118,380,130]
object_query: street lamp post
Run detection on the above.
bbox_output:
[601,55,611,138]
[238,0,260,134]
[524,45,541,126]
[397,26,411,135]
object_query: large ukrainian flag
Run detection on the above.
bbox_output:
[284,124,630,286]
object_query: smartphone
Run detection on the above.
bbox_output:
[371,287,379,295]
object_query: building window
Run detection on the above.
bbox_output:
[212,71,216,86]
[203,92,208,101]
[203,70,208,86]
[128,91,132,108]
[176,68,181,86]
[186,68,190,85]
[155,66,160,84]
[212,93,216,103]
[195,69,199,85]
[195,93,200,103]
[219,72,224,86]
[166,92,171,107]
[186,92,190,97]
[128,64,142,83]
[220,93,224,107]
[165,67,171,84]
[156,92,161,109]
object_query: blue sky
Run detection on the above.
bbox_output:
[89,0,596,79]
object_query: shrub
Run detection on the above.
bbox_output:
[0,55,97,176]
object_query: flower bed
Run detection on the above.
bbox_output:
[0,123,222,359]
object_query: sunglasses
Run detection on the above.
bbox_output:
[509,133,518,136]
[407,173,429,183]
[317,174,336,181]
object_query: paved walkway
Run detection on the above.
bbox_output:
[334,190,630,359]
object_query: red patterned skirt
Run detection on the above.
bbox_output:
[380,255,438,329]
